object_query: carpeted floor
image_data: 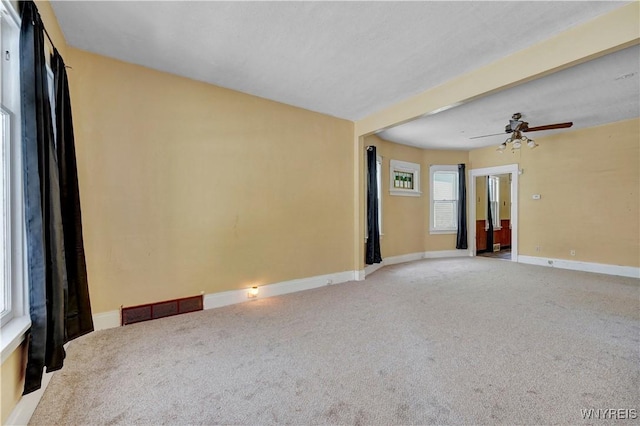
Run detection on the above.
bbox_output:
[30,257,639,425]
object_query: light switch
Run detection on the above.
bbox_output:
[532,194,541,200]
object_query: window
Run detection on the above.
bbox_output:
[487,175,500,230]
[430,165,458,233]
[389,159,421,197]
[1,0,30,358]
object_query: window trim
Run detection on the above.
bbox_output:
[389,159,421,197]
[429,165,459,234]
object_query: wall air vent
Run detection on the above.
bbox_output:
[121,294,203,326]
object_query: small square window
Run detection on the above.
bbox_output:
[389,160,421,197]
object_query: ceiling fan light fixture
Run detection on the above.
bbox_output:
[512,140,522,149]
[527,139,538,149]
[497,142,507,152]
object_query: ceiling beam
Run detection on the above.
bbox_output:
[355,2,639,137]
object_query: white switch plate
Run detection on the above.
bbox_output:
[532,194,541,200]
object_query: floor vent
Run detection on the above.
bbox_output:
[121,294,203,326]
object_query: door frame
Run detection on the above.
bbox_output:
[469,164,519,261]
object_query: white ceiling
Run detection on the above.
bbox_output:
[50,0,632,127]
[379,44,640,150]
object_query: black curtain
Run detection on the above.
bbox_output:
[365,147,382,265]
[456,164,467,249]
[51,49,94,341]
[20,1,93,395]
[486,176,494,252]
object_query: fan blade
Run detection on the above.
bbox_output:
[469,131,508,140]
[523,122,573,132]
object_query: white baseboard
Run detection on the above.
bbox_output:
[518,255,640,278]
[362,262,383,278]
[92,310,120,331]
[204,270,356,309]
[424,249,470,259]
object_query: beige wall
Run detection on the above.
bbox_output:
[498,174,511,220]
[0,342,25,424]
[66,48,355,314]
[476,176,486,220]
[364,135,468,258]
[470,118,640,267]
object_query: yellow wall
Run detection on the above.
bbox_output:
[470,118,639,266]
[476,176,486,220]
[0,342,25,424]
[364,135,468,258]
[66,48,355,314]
[498,174,511,220]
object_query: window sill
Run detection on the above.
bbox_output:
[429,229,457,235]
[1,315,31,364]
[390,190,422,197]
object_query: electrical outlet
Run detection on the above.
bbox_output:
[535,246,541,252]
[326,279,333,285]
[570,250,576,256]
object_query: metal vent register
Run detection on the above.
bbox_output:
[121,295,203,325]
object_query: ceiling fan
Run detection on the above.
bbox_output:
[470,113,573,151]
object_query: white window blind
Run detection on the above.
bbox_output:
[430,166,458,233]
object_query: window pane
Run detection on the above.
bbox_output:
[434,200,457,229]
[433,171,457,201]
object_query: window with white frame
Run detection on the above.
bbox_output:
[1,0,30,356]
[429,165,458,233]
[487,175,500,230]
[389,159,421,197]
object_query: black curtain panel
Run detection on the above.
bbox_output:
[365,147,382,265]
[456,164,467,250]
[486,176,494,252]
[20,1,93,395]
[51,50,94,341]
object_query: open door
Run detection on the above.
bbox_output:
[469,164,519,261]
[475,174,512,259]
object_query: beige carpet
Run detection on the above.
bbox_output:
[30,258,639,425]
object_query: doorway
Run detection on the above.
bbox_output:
[469,164,519,262]
[476,174,512,259]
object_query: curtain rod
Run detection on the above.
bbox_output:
[42,25,55,52]
[31,4,72,69]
